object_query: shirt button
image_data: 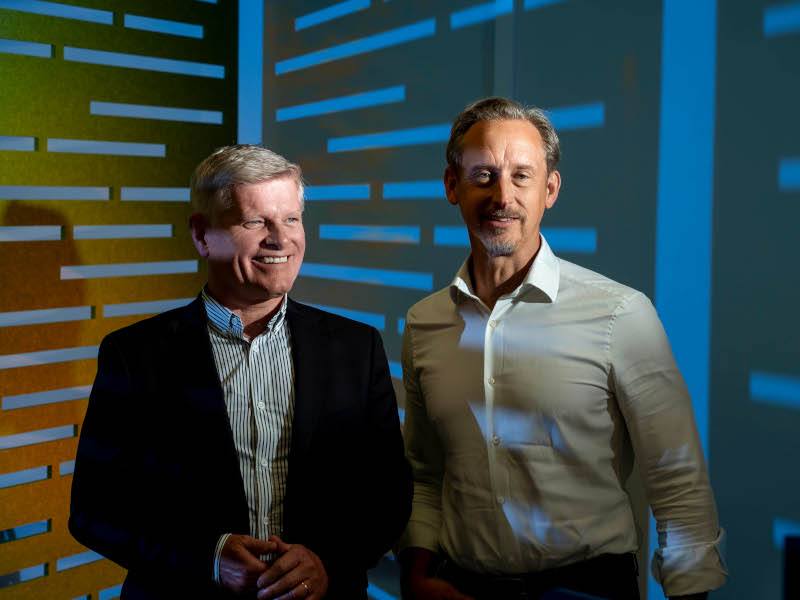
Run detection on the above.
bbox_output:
[497,496,505,505]
[489,320,497,328]
[488,376,495,385]
[492,435,501,446]
[257,402,266,410]
[260,459,268,468]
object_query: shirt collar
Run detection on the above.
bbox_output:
[448,233,561,304]
[201,287,287,339]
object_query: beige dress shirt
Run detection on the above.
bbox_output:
[398,235,727,597]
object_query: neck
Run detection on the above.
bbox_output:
[469,235,541,309]
[206,283,284,339]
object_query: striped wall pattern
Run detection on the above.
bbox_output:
[0,0,235,597]
[264,3,800,600]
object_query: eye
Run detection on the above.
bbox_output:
[472,170,492,183]
[515,172,531,181]
[286,216,301,224]
[241,219,264,230]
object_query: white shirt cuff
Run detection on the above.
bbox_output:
[213,533,232,585]
[651,528,728,596]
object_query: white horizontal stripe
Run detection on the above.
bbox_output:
[0,306,92,327]
[73,224,172,239]
[3,385,92,410]
[103,297,193,318]
[61,260,197,279]
[0,226,62,241]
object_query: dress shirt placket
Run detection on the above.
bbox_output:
[484,297,516,508]
[252,330,271,541]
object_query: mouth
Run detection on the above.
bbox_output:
[253,256,289,264]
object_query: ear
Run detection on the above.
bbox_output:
[545,169,561,210]
[189,213,211,258]
[444,166,459,206]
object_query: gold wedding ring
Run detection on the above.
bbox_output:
[301,580,312,596]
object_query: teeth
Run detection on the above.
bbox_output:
[255,256,288,264]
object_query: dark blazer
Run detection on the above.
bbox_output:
[69,296,412,599]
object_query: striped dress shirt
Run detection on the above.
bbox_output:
[202,289,294,578]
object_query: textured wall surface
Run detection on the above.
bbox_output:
[0,1,236,597]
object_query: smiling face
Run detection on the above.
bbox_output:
[445,119,560,265]
[191,177,305,307]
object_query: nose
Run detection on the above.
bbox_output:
[492,174,515,208]
[260,222,286,248]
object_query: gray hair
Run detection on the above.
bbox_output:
[446,97,561,174]
[190,144,304,219]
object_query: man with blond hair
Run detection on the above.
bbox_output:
[70,144,411,599]
[398,98,727,600]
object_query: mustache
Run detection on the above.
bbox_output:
[482,210,522,220]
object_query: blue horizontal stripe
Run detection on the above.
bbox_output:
[121,187,189,201]
[1,520,50,543]
[300,262,433,290]
[0,226,62,241]
[779,157,800,191]
[774,517,800,549]
[309,303,385,330]
[0,345,98,370]
[91,101,222,124]
[73,224,172,239]
[0,306,92,327]
[0,38,52,57]
[548,102,605,130]
[99,584,123,600]
[124,14,203,39]
[383,180,444,199]
[523,0,565,10]
[64,46,225,78]
[0,0,112,24]
[61,260,197,280]
[450,0,513,29]
[329,123,450,152]
[276,85,404,121]
[397,317,405,335]
[319,224,420,244]
[0,424,76,450]
[103,297,193,318]
[295,0,370,31]
[750,371,800,410]
[56,550,103,572]
[0,563,46,588]
[60,460,75,475]
[3,385,92,410]
[0,135,35,150]
[0,185,108,200]
[48,138,165,157]
[433,226,468,247]
[764,2,800,37]
[276,18,435,75]
[433,226,597,253]
[388,361,402,379]
[305,184,370,201]
[0,466,50,489]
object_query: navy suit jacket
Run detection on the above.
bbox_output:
[69,296,412,599]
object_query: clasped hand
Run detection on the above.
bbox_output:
[219,533,328,599]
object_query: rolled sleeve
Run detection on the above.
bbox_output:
[396,320,445,555]
[610,292,728,596]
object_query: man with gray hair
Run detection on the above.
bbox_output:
[397,98,727,599]
[70,144,412,599]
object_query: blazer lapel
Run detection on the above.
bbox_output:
[286,298,326,458]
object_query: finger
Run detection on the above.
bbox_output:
[275,580,314,600]
[243,536,278,557]
[257,550,302,588]
[268,534,292,554]
[256,568,308,600]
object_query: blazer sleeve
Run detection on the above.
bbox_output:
[69,334,220,581]
[356,327,413,567]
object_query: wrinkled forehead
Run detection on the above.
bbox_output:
[460,119,546,168]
